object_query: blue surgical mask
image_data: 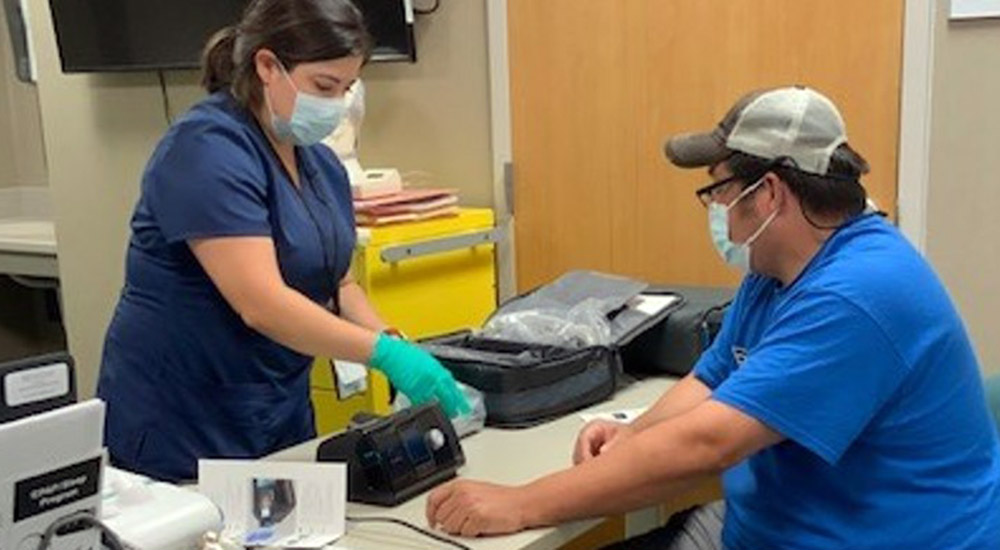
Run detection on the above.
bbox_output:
[708,178,778,272]
[267,63,345,146]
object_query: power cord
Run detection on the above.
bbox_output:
[156,69,173,126]
[346,515,472,550]
[36,510,131,550]
[413,0,441,15]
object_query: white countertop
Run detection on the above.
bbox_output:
[0,187,57,258]
[0,218,57,256]
[0,189,59,276]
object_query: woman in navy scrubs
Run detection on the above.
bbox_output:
[97,0,469,482]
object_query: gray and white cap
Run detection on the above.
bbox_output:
[664,86,848,176]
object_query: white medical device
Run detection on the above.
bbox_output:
[0,399,105,550]
[0,354,223,550]
[102,468,223,550]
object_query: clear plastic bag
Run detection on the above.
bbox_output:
[473,270,648,349]
[392,381,486,439]
[479,297,613,348]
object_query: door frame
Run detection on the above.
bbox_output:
[486,0,936,295]
[486,0,516,300]
[897,0,936,251]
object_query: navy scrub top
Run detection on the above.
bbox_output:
[97,92,357,482]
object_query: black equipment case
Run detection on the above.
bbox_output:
[420,271,684,428]
[621,285,736,376]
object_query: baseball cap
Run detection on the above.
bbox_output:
[664,86,848,176]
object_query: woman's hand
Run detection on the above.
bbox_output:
[368,333,471,418]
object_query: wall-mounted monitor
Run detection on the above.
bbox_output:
[48,0,416,73]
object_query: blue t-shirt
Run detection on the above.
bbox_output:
[97,92,357,482]
[694,214,1000,550]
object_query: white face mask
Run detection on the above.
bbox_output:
[707,177,778,272]
[266,61,345,146]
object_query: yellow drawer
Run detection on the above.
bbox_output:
[354,208,497,338]
[310,208,498,435]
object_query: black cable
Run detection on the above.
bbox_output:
[413,0,441,15]
[36,510,130,550]
[346,515,472,550]
[156,69,173,125]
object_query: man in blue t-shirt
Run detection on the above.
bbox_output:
[425,86,1000,549]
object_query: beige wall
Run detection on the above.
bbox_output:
[361,1,493,207]
[926,9,1000,376]
[0,7,47,189]
[27,0,493,395]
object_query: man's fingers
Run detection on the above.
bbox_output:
[577,424,611,463]
[432,491,463,529]
[572,436,589,464]
[601,434,624,455]
[460,514,483,538]
[426,481,456,525]
[440,502,470,534]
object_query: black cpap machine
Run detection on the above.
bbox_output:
[316,403,465,506]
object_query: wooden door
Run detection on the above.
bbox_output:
[509,1,904,290]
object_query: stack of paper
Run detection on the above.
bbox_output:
[350,169,403,200]
[354,188,459,226]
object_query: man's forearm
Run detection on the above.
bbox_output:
[630,373,711,432]
[425,400,781,537]
[519,409,725,526]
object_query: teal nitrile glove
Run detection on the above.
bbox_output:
[369,332,471,418]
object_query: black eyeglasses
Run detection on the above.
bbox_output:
[694,175,741,208]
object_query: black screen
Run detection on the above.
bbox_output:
[48,0,416,73]
[400,425,432,465]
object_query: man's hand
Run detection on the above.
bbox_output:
[426,479,530,537]
[573,420,634,464]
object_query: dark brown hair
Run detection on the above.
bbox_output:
[726,144,870,226]
[201,0,371,108]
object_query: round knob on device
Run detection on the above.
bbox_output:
[426,428,446,451]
